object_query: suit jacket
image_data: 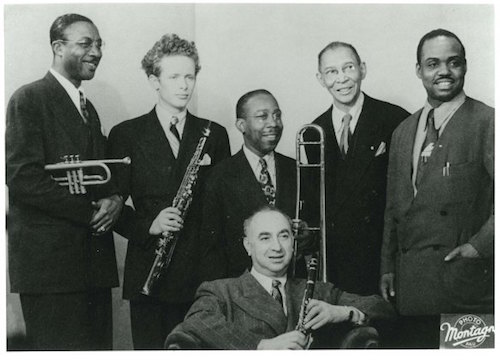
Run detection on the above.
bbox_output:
[304,94,409,295]
[165,271,395,349]
[381,97,494,315]
[198,150,297,280]
[107,109,230,302]
[6,72,118,293]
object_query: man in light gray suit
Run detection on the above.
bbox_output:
[166,206,395,349]
[380,29,494,348]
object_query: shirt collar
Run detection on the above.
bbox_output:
[332,91,365,121]
[243,145,275,171]
[250,267,287,294]
[49,68,83,107]
[155,104,187,133]
[424,90,466,130]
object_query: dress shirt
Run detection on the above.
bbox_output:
[331,92,365,146]
[49,68,86,119]
[243,146,277,188]
[155,105,187,147]
[250,267,288,316]
[411,91,466,194]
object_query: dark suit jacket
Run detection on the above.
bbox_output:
[107,109,230,302]
[6,72,119,293]
[381,97,494,315]
[304,94,409,295]
[165,271,395,349]
[198,150,297,280]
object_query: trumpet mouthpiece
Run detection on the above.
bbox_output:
[123,157,132,165]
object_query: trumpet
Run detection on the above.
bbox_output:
[45,155,131,194]
[293,124,327,282]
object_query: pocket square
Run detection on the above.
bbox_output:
[374,141,386,157]
[199,153,212,166]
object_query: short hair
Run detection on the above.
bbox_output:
[50,13,94,44]
[141,33,201,77]
[236,89,275,119]
[317,41,362,71]
[242,205,293,238]
[416,29,466,65]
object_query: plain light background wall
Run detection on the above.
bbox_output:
[4,2,495,350]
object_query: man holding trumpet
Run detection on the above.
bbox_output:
[6,14,122,350]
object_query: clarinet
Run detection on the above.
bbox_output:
[296,257,318,334]
[141,122,212,296]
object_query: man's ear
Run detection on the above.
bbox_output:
[415,63,423,80]
[148,74,160,91]
[243,237,251,256]
[316,72,326,88]
[236,117,246,134]
[51,41,64,57]
[359,62,367,80]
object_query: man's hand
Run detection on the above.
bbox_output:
[380,272,395,302]
[444,243,480,261]
[90,194,123,235]
[149,207,183,236]
[257,330,307,350]
[303,300,351,330]
[292,219,317,255]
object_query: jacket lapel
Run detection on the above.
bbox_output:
[233,272,288,335]
[229,150,268,206]
[45,72,91,156]
[136,109,177,180]
[275,153,295,208]
[333,96,384,213]
[172,112,203,184]
[285,278,304,331]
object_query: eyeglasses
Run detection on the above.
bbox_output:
[321,63,359,82]
[56,38,105,51]
[247,111,282,122]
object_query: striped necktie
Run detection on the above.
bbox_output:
[169,116,181,158]
[271,279,283,307]
[79,91,90,125]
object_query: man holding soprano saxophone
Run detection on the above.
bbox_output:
[6,14,122,350]
[166,206,394,349]
[107,34,230,349]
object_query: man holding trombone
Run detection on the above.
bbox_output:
[6,14,122,350]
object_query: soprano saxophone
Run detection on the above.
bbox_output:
[296,257,318,342]
[141,122,212,296]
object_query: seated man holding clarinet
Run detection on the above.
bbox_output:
[165,206,395,350]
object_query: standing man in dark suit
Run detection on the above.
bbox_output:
[198,89,298,281]
[6,14,122,350]
[380,29,494,348]
[166,206,395,349]
[107,33,230,349]
[304,42,409,296]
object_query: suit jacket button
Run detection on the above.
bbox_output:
[440,210,448,216]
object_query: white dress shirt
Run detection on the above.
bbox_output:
[49,68,86,119]
[155,105,187,151]
[331,92,365,146]
[411,91,466,195]
[250,267,288,315]
[243,146,277,188]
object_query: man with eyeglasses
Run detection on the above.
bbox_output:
[303,42,409,299]
[198,89,307,282]
[6,14,121,350]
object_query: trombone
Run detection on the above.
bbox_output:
[294,124,327,282]
[45,155,131,195]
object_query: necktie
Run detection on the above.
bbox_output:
[415,109,438,189]
[271,280,283,307]
[79,91,90,125]
[258,158,276,205]
[340,113,352,159]
[169,116,181,158]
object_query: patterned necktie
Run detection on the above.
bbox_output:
[79,91,90,125]
[169,116,181,158]
[340,113,352,159]
[415,109,438,189]
[271,280,283,307]
[259,158,276,205]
